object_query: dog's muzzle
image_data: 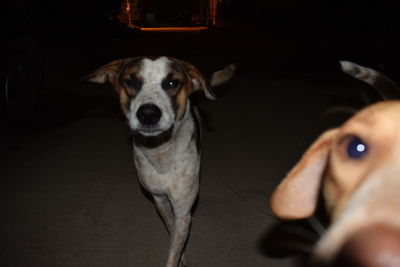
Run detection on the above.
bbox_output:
[136,104,162,126]
[331,224,400,267]
[131,103,174,147]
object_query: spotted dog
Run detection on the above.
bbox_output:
[87,57,235,267]
[270,61,400,266]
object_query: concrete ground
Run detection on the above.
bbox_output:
[0,29,387,266]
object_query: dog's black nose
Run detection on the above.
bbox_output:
[136,104,162,126]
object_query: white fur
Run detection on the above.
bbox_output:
[128,57,175,136]
[133,101,199,267]
[88,56,236,267]
[131,58,200,267]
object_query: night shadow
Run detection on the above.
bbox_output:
[258,218,317,257]
[190,78,236,134]
[258,196,330,266]
[34,81,122,130]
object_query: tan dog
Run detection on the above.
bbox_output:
[87,57,235,267]
[271,61,400,266]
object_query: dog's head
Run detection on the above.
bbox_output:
[87,56,215,135]
[271,90,400,264]
[87,56,216,143]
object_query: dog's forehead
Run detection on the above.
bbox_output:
[341,101,400,137]
[121,57,186,83]
[138,57,173,82]
[355,101,400,121]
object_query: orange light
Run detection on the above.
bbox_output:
[139,27,207,32]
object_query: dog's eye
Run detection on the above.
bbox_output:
[125,74,142,90]
[162,77,180,91]
[346,136,368,159]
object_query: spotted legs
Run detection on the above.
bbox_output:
[154,196,190,267]
[166,214,191,267]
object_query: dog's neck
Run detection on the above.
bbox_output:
[133,103,196,174]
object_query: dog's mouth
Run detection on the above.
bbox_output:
[135,126,167,136]
[131,125,174,148]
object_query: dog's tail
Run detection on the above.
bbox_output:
[340,61,400,100]
[210,64,236,87]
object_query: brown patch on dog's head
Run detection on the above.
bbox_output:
[165,57,215,119]
[118,59,147,114]
[165,61,189,119]
[86,57,146,114]
[86,59,126,88]
[169,58,215,99]
[87,57,215,120]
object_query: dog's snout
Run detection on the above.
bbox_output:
[136,104,162,126]
[332,224,400,267]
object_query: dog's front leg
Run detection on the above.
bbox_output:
[166,214,191,267]
[154,195,174,234]
[155,196,188,267]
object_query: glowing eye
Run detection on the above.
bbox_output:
[346,136,368,159]
[168,80,180,88]
[162,75,180,91]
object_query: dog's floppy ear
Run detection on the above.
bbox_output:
[87,58,144,92]
[86,59,126,86]
[182,61,217,100]
[210,64,236,87]
[270,128,339,220]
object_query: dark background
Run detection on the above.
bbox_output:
[11,0,400,71]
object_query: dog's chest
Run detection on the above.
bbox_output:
[134,141,200,196]
[133,111,201,196]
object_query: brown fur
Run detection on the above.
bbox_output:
[270,129,338,219]
[87,57,214,119]
[271,101,400,263]
[166,61,192,119]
